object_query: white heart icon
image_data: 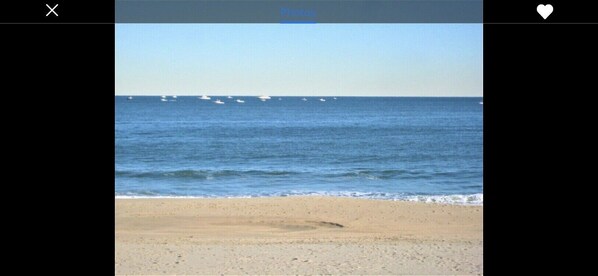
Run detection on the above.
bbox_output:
[537,4,553,19]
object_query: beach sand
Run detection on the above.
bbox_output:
[116,197,482,275]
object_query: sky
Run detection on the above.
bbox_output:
[116,24,482,97]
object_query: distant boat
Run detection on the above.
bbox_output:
[161,96,166,99]
[479,101,483,105]
[302,98,307,101]
[333,97,337,100]
[258,95,271,101]
[127,96,133,100]
[214,99,225,104]
[200,95,211,100]
[236,99,245,103]
[172,95,177,99]
[160,98,168,102]
[320,98,326,102]
[227,96,233,99]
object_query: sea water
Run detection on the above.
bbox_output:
[116,96,482,205]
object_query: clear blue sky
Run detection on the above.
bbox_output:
[116,24,482,97]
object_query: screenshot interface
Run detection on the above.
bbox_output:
[3,1,595,275]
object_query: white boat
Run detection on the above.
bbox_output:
[302,98,307,101]
[127,96,133,100]
[160,98,168,102]
[227,96,233,99]
[200,95,211,100]
[320,98,326,102]
[333,97,337,100]
[258,95,271,101]
[479,101,483,105]
[214,99,225,104]
[161,96,166,99]
[172,95,177,99]
[236,99,245,103]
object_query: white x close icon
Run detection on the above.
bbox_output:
[46,4,59,17]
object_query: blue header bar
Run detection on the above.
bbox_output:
[116,0,483,23]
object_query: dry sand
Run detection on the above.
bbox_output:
[116,197,482,275]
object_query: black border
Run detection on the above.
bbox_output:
[3,23,115,273]
[484,4,596,273]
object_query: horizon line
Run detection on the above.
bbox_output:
[115,95,483,98]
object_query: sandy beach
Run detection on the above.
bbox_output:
[116,197,482,275]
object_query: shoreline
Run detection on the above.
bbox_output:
[115,193,484,206]
[116,196,482,274]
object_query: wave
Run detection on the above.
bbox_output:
[325,169,476,180]
[405,193,483,205]
[115,191,483,205]
[116,169,300,179]
[116,168,479,181]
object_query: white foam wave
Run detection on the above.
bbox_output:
[116,192,483,205]
[405,193,483,205]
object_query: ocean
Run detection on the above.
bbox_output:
[116,96,483,205]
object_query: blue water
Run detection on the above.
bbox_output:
[116,96,483,204]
